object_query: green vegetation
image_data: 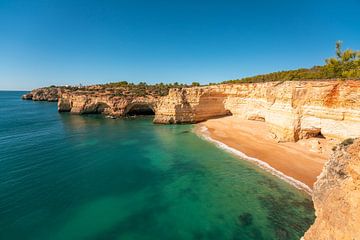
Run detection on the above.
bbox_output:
[223,41,360,84]
[45,81,201,97]
[102,81,194,97]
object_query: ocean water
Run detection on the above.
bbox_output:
[0,91,314,240]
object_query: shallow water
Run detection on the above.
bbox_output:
[0,91,314,240]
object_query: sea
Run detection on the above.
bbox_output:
[0,91,314,240]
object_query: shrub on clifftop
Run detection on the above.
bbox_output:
[223,41,360,83]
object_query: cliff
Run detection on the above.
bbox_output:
[58,91,158,117]
[154,80,360,142]
[22,87,62,102]
[25,80,360,142]
[303,138,360,240]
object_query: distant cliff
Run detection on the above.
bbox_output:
[58,91,158,117]
[22,87,62,102]
[303,138,360,240]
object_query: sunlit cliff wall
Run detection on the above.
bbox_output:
[154,80,360,142]
[303,138,360,240]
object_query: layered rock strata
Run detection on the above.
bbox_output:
[58,91,158,117]
[25,80,360,142]
[303,138,360,240]
[154,80,360,142]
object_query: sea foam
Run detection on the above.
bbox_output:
[195,125,313,195]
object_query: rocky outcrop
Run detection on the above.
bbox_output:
[22,87,62,102]
[58,91,157,117]
[154,87,231,123]
[303,138,360,240]
[154,80,360,142]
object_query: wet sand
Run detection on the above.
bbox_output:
[198,116,329,189]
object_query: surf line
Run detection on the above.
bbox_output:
[195,125,313,195]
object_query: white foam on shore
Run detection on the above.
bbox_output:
[195,125,313,195]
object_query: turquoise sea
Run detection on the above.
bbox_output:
[0,91,314,240]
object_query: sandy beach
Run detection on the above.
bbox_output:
[198,116,329,189]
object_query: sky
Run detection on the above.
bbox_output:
[0,0,359,90]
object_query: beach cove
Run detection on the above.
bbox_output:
[197,116,330,192]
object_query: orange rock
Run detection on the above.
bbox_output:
[303,138,360,240]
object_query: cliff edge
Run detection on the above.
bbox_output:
[304,138,360,240]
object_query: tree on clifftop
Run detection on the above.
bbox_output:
[223,41,360,84]
[324,41,360,78]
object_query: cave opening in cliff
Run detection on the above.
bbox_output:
[315,131,325,139]
[95,102,110,114]
[125,104,155,116]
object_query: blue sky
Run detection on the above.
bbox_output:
[0,0,359,90]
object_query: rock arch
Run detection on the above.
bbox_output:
[95,102,110,114]
[124,103,155,116]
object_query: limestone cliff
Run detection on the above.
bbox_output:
[58,91,158,117]
[303,138,360,240]
[154,80,360,142]
[154,87,231,123]
[22,87,62,102]
[25,80,360,142]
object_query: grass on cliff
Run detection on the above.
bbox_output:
[102,81,198,96]
[223,41,360,84]
[48,81,203,97]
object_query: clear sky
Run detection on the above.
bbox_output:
[0,0,359,90]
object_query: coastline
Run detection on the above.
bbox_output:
[195,116,330,195]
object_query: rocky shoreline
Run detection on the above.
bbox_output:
[22,87,62,102]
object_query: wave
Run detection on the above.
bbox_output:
[194,125,313,195]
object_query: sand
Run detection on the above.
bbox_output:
[198,116,329,189]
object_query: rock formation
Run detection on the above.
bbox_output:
[154,80,360,142]
[24,80,360,142]
[303,138,360,240]
[22,87,62,102]
[153,87,231,123]
[58,91,157,117]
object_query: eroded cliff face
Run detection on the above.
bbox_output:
[25,80,360,142]
[303,138,360,240]
[154,80,360,142]
[154,87,231,123]
[58,91,158,117]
